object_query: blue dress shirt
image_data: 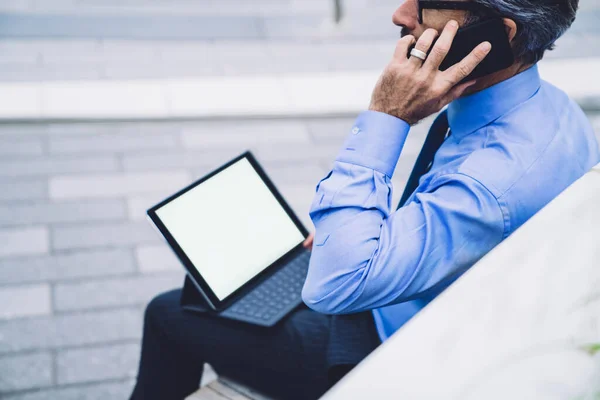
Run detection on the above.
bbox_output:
[302,65,600,341]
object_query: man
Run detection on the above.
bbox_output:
[131,1,598,399]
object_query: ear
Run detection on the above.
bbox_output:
[502,18,518,43]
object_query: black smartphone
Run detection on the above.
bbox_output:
[415,18,515,82]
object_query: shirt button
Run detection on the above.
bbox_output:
[352,127,360,135]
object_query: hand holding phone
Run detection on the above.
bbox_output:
[436,18,514,82]
[409,18,514,83]
[368,20,495,125]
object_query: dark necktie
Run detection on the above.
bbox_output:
[397,111,450,210]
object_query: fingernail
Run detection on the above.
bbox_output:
[449,20,458,28]
[482,42,492,51]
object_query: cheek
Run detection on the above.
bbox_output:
[422,10,467,32]
[421,10,448,30]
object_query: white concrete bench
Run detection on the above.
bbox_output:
[323,164,600,398]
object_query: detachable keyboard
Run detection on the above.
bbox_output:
[221,250,311,326]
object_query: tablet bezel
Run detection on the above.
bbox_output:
[146,151,310,311]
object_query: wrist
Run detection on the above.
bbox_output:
[368,103,414,125]
[336,111,411,177]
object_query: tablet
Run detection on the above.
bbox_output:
[146,151,309,310]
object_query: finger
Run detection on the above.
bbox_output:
[409,28,439,67]
[303,233,315,249]
[424,20,459,71]
[392,35,416,62]
[444,41,492,86]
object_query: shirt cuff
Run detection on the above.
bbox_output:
[336,110,410,178]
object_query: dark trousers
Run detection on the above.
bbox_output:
[130,289,381,400]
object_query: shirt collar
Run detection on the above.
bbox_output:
[447,65,541,140]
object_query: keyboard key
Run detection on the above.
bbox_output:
[225,252,309,322]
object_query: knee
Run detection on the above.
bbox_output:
[144,289,181,329]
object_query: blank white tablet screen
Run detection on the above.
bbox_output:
[155,158,305,301]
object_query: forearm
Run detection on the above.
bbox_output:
[302,159,505,314]
[302,111,412,314]
[304,162,413,314]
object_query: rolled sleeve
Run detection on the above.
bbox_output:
[335,110,410,178]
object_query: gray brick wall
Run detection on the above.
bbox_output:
[122,150,234,173]
[54,273,183,311]
[51,221,159,250]
[0,136,44,156]
[0,63,104,81]
[265,164,327,186]
[0,284,51,320]
[251,142,341,165]
[126,194,166,220]
[49,171,192,200]
[0,227,49,258]
[48,132,180,154]
[0,248,136,285]
[0,155,119,178]
[0,308,142,354]
[0,180,47,202]
[56,343,140,385]
[0,199,127,226]
[0,40,41,64]
[135,244,181,273]
[181,120,311,149]
[306,117,356,143]
[0,352,53,393]
[45,121,182,136]
[2,380,136,400]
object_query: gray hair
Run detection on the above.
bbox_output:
[467,0,579,64]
